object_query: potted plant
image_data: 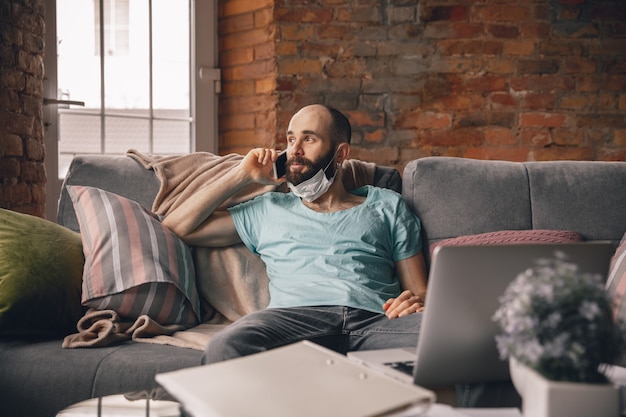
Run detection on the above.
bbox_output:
[493,251,624,417]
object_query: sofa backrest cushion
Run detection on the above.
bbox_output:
[58,155,161,233]
[403,157,626,257]
[403,157,533,249]
[524,161,626,240]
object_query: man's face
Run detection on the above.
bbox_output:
[285,105,336,185]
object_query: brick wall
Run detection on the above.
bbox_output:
[218,0,626,172]
[0,0,46,216]
[218,0,278,155]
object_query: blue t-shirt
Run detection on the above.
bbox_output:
[228,185,422,314]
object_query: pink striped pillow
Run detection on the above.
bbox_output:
[67,185,200,326]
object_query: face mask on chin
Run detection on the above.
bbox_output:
[287,154,338,203]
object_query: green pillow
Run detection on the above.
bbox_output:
[0,208,85,337]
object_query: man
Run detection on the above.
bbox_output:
[163,104,428,363]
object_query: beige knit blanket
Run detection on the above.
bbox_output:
[64,150,375,350]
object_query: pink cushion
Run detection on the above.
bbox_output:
[68,185,200,326]
[430,229,583,258]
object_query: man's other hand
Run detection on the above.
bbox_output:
[383,290,425,319]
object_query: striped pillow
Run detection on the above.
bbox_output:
[606,232,626,324]
[67,185,200,326]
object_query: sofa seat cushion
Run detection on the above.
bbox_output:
[68,186,201,326]
[0,338,202,417]
[0,208,85,337]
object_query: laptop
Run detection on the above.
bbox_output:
[348,242,615,388]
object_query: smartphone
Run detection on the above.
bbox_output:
[273,150,288,178]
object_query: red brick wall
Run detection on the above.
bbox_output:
[0,0,46,216]
[218,0,626,172]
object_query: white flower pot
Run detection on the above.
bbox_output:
[509,357,621,417]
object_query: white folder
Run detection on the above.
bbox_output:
[156,341,435,417]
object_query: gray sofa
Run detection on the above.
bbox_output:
[1,154,625,417]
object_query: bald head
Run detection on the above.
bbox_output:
[291,105,352,146]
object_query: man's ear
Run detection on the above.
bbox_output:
[336,143,350,164]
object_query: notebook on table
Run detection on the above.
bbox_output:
[156,340,436,417]
[348,242,615,388]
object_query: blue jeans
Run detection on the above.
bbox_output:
[202,306,422,364]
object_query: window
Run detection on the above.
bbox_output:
[44,0,219,220]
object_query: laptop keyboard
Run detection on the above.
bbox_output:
[384,360,416,376]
